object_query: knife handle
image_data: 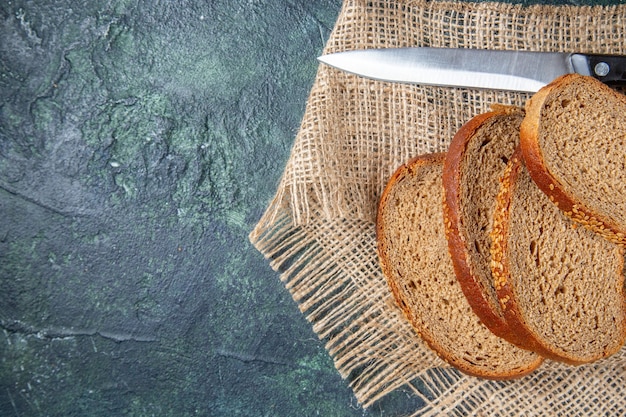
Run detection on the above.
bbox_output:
[571,53,626,84]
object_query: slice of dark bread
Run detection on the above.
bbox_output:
[490,147,626,364]
[377,153,542,379]
[521,73,626,246]
[443,106,532,347]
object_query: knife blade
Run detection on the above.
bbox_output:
[317,47,626,92]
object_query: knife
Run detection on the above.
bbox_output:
[317,47,626,93]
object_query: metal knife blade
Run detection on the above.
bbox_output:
[317,47,626,92]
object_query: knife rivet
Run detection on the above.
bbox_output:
[594,62,610,77]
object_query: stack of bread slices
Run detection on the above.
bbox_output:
[377,74,626,379]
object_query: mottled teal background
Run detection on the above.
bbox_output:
[0,1,617,416]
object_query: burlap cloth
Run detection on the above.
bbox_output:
[250,0,626,415]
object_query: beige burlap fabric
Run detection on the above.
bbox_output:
[250,0,626,415]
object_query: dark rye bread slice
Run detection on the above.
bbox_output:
[377,153,542,379]
[521,73,626,246]
[490,148,626,364]
[443,106,534,348]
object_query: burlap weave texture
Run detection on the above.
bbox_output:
[250,1,626,415]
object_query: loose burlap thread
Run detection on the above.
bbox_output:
[250,1,626,415]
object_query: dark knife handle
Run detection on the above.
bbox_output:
[571,53,626,84]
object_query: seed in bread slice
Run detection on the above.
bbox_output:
[490,148,626,364]
[377,153,542,379]
[521,73,626,245]
[443,106,533,348]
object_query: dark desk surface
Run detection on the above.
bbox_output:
[0,1,616,416]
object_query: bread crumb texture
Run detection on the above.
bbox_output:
[537,76,626,244]
[457,114,521,316]
[378,155,539,378]
[505,162,625,363]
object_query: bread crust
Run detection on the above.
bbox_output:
[490,147,626,365]
[442,107,530,348]
[520,73,626,246]
[377,153,542,379]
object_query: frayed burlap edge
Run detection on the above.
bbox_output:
[250,0,626,415]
